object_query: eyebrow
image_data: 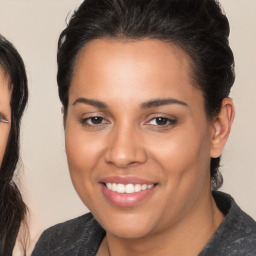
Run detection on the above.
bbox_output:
[72,98,108,109]
[72,97,188,109]
[140,98,188,109]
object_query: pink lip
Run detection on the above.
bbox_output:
[99,176,157,207]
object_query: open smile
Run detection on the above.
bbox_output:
[99,177,158,207]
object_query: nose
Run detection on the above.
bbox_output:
[104,124,147,168]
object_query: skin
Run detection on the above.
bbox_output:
[65,39,234,256]
[0,68,11,166]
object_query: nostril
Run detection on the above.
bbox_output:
[128,161,142,166]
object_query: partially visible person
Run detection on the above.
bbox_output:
[0,34,28,256]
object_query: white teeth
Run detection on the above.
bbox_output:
[134,184,142,192]
[141,184,147,190]
[117,184,125,193]
[106,183,112,189]
[112,183,117,192]
[125,184,135,193]
[105,183,154,193]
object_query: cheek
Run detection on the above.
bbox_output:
[65,129,104,171]
[142,127,212,226]
[147,125,212,189]
[65,123,106,200]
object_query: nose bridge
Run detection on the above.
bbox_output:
[105,120,146,167]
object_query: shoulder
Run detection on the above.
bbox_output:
[223,196,256,254]
[200,191,256,256]
[32,212,105,256]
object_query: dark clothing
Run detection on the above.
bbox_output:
[198,192,256,256]
[32,213,105,256]
[32,192,256,256]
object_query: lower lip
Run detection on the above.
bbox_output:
[100,184,156,207]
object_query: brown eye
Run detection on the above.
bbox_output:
[90,116,103,124]
[80,115,110,127]
[147,117,176,126]
[155,117,168,125]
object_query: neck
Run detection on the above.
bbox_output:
[102,191,224,256]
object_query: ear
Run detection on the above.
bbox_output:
[210,98,235,158]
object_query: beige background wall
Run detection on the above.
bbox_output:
[0,0,255,252]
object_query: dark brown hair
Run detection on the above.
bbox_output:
[0,34,28,256]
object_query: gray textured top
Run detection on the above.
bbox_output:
[32,192,256,256]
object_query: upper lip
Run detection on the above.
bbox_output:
[99,176,157,185]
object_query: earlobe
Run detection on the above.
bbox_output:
[210,98,235,158]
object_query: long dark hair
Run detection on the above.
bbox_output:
[0,34,28,255]
[57,0,235,189]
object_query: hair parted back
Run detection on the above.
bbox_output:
[0,34,28,255]
[57,0,235,190]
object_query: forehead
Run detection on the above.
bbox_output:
[70,39,203,108]
[74,39,191,82]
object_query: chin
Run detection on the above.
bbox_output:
[94,210,157,239]
[107,224,153,239]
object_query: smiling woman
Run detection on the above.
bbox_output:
[0,34,28,256]
[32,0,256,255]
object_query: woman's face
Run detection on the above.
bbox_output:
[0,68,11,166]
[65,39,216,239]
